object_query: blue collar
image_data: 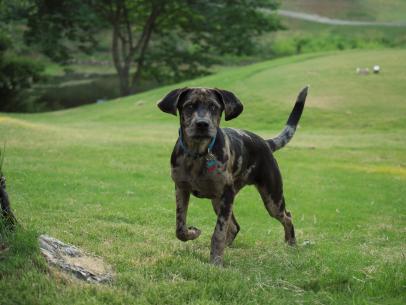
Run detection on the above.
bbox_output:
[178,128,216,159]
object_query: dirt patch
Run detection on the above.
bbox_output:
[62,254,108,275]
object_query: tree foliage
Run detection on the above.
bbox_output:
[0,3,44,113]
[0,34,43,112]
[25,0,281,95]
[25,0,101,63]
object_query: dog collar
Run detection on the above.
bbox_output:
[178,128,216,159]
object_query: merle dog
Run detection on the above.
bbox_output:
[158,86,308,265]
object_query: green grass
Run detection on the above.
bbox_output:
[264,0,406,59]
[1,49,406,304]
[259,15,406,60]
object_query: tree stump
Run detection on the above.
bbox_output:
[0,175,17,229]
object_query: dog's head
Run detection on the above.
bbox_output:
[157,87,243,139]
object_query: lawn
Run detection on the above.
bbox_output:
[271,0,406,58]
[0,49,405,304]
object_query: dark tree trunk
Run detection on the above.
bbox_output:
[109,2,162,96]
[118,66,131,96]
[0,176,17,229]
[131,6,160,92]
[111,9,132,96]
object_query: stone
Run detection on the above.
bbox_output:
[38,234,113,284]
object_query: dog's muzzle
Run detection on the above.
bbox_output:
[192,119,213,138]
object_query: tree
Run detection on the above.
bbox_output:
[25,0,281,96]
[0,34,43,112]
[0,2,44,112]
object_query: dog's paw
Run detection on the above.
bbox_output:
[176,226,201,241]
[286,238,297,246]
[210,255,224,267]
[186,226,201,240]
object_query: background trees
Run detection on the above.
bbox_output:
[25,0,281,96]
[0,1,43,112]
[3,0,402,112]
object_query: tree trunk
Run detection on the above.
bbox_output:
[110,3,162,96]
[131,6,161,92]
[0,175,17,229]
[111,14,132,96]
[118,67,131,96]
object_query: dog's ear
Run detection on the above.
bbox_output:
[157,88,189,116]
[213,88,244,121]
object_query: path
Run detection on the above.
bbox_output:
[277,9,406,27]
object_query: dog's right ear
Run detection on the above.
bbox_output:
[157,88,189,116]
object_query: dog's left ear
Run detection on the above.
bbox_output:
[157,88,189,116]
[213,88,244,121]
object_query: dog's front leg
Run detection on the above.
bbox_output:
[175,187,201,241]
[210,185,235,266]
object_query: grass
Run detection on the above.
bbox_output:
[1,49,406,304]
[259,1,406,59]
[260,14,406,60]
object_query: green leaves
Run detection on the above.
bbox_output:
[22,0,281,95]
[0,32,44,112]
[24,0,101,63]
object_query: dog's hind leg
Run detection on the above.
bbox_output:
[257,186,296,245]
[211,199,240,246]
[175,187,201,241]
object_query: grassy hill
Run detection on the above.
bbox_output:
[1,49,405,304]
[269,0,406,59]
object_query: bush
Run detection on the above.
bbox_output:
[0,33,44,112]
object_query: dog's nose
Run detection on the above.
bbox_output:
[196,120,209,129]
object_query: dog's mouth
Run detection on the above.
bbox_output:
[191,128,215,139]
[191,132,211,139]
[183,126,213,139]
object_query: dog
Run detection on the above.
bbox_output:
[157,86,308,265]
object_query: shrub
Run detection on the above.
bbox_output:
[0,33,44,112]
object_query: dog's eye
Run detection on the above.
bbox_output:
[209,104,218,112]
[184,104,194,111]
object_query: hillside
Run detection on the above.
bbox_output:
[272,0,406,58]
[0,49,405,305]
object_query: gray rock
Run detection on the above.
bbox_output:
[38,235,113,284]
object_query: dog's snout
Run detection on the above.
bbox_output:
[196,120,209,129]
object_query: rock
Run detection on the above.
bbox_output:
[356,67,369,75]
[38,235,113,284]
[302,240,315,246]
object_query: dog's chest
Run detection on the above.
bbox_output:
[171,157,230,199]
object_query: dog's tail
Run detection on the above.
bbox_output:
[267,86,308,152]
